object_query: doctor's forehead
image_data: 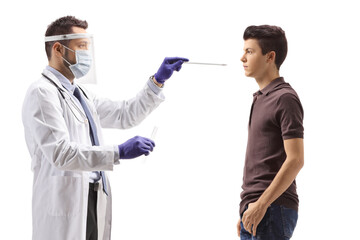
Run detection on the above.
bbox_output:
[71,26,87,34]
[69,27,91,46]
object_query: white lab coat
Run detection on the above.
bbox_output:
[22,69,164,240]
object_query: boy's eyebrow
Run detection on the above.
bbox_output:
[244,48,254,51]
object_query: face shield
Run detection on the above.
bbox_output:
[45,33,97,84]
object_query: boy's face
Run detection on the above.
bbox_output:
[241,39,268,79]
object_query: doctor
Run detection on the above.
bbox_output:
[22,16,188,240]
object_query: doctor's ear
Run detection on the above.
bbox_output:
[52,42,64,56]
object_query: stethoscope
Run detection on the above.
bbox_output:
[41,73,89,123]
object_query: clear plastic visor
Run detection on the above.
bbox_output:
[45,33,97,84]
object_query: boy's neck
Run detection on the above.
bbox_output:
[255,71,280,90]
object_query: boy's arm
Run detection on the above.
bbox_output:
[241,138,304,236]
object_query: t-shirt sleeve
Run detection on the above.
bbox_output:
[276,93,304,140]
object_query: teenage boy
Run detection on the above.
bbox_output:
[236,25,304,240]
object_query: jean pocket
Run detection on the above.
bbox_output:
[280,206,298,238]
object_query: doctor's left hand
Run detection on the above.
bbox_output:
[118,136,155,159]
[154,57,189,84]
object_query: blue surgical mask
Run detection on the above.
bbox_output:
[62,45,92,79]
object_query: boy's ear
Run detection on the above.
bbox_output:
[267,51,276,62]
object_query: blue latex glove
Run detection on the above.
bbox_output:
[118,136,155,159]
[154,57,189,84]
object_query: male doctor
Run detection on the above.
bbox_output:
[22,16,188,240]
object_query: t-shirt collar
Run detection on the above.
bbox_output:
[254,77,285,96]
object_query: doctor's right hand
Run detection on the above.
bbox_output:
[154,57,189,84]
[118,136,155,159]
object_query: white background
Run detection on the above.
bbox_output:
[1,0,359,239]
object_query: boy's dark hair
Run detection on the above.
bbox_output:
[45,16,88,60]
[243,25,287,70]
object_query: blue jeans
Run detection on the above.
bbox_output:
[240,205,298,240]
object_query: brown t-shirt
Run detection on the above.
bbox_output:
[240,77,304,215]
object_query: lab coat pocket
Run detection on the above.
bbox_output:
[47,176,82,217]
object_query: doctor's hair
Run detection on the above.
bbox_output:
[243,25,287,70]
[45,16,88,60]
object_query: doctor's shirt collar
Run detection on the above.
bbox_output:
[46,65,76,94]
